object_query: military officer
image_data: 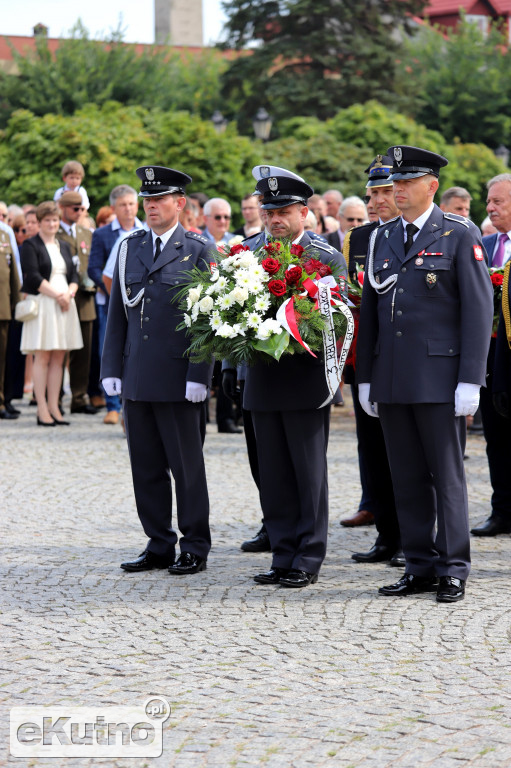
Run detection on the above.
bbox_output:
[0,222,20,419]
[356,145,493,602]
[57,191,98,414]
[242,172,348,588]
[101,166,215,575]
[341,155,402,566]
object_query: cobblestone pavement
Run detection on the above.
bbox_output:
[2,392,511,768]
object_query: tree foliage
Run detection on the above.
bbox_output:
[219,0,427,127]
[0,21,228,127]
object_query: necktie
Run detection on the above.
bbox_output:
[493,232,508,267]
[154,236,162,262]
[404,223,419,254]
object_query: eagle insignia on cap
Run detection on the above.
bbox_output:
[145,168,155,181]
[394,147,403,165]
[374,155,383,167]
[261,166,271,178]
[268,177,279,194]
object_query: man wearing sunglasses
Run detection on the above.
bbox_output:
[326,196,368,252]
[202,198,233,246]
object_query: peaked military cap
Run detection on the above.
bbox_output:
[252,164,306,183]
[136,166,192,197]
[387,146,448,181]
[58,191,84,206]
[256,174,314,210]
[365,154,393,189]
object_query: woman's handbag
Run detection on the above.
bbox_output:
[14,296,39,322]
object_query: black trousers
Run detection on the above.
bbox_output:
[379,403,470,580]
[252,407,330,574]
[123,399,210,559]
[479,374,511,522]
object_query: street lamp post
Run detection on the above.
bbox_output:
[253,108,273,142]
[494,144,510,166]
[211,111,228,134]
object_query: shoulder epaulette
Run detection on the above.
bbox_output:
[309,238,334,254]
[185,231,209,244]
[443,212,469,228]
[128,229,145,239]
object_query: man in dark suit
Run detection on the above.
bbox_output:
[326,196,367,252]
[0,222,20,420]
[88,184,143,424]
[341,155,402,566]
[357,145,493,603]
[493,261,511,417]
[57,191,98,415]
[470,174,511,537]
[101,166,214,575]
[243,172,348,588]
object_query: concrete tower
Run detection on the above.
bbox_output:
[154,0,203,46]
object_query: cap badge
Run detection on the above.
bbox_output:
[394,147,403,166]
[145,168,155,181]
[260,166,271,178]
[268,177,279,194]
[426,272,437,289]
[374,155,383,168]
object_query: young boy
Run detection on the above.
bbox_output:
[54,160,90,210]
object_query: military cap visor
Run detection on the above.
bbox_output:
[365,154,393,188]
[136,165,192,197]
[387,145,448,181]
[256,176,313,210]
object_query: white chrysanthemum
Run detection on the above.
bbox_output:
[191,303,200,321]
[209,313,223,330]
[235,269,252,287]
[188,287,202,304]
[256,318,282,340]
[217,294,234,310]
[254,295,270,312]
[246,312,262,329]
[216,275,228,291]
[210,268,219,282]
[249,264,266,279]
[183,313,191,328]
[186,296,193,310]
[220,256,235,272]
[198,296,214,313]
[247,279,264,294]
[230,287,249,305]
[216,323,237,338]
[233,323,246,336]
[205,284,216,296]
[238,253,257,268]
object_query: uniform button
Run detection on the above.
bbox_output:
[148,279,154,285]
[398,288,404,294]
[396,310,402,316]
[396,331,402,337]
[429,264,435,268]
[146,297,152,303]
[143,335,148,341]
[401,267,407,273]
[449,348,454,354]
[144,317,149,322]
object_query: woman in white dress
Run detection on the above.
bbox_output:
[20,201,83,426]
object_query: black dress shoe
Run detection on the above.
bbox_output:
[389,550,406,567]
[379,573,439,596]
[168,552,207,575]
[71,403,99,415]
[241,525,271,552]
[279,569,318,588]
[470,516,511,536]
[121,550,174,572]
[37,416,56,427]
[0,408,19,420]
[5,403,21,415]
[52,418,71,426]
[351,544,394,563]
[218,419,243,434]
[254,567,289,584]
[436,576,465,603]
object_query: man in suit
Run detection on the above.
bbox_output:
[493,261,511,418]
[326,196,368,252]
[202,198,233,246]
[471,174,511,537]
[357,145,493,603]
[88,184,143,424]
[57,191,98,415]
[243,172,348,588]
[0,221,20,420]
[340,155,403,567]
[101,166,214,575]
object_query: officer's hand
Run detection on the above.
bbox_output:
[185,381,208,403]
[222,369,240,403]
[493,392,510,419]
[102,377,122,396]
[455,382,480,417]
[358,383,379,418]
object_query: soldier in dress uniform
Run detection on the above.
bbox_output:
[101,166,215,575]
[356,145,493,602]
[0,223,20,419]
[242,172,348,588]
[341,155,403,566]
[57,191,98,414]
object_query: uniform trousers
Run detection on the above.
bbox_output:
[252,406,330,574]
[69,319,93,407]
[123,399,210,559]
[0,320,9,407]
[379,403,470,580]
[479,370,511,522]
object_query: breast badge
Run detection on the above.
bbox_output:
[426,273,437,289]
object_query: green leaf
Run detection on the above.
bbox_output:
[253,331,289,361]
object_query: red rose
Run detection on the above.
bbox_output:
[285,266,302,285]
[263,242,282,257]
[267,279,287,297]
[357,270,364,286]
[303,257,332,277]
[230,243,250,255]
[290,244,305,257]
[262,257,282,275]
[491,273,504,286]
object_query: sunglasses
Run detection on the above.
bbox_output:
[213,214,231,220]
[72,206,85,212]
[14,226,26,234]
[345,217,365,223]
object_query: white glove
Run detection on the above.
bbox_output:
[455,382,480,417]
[185,381,208,403]
[102,377,122,396]
[358,383,379,418]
